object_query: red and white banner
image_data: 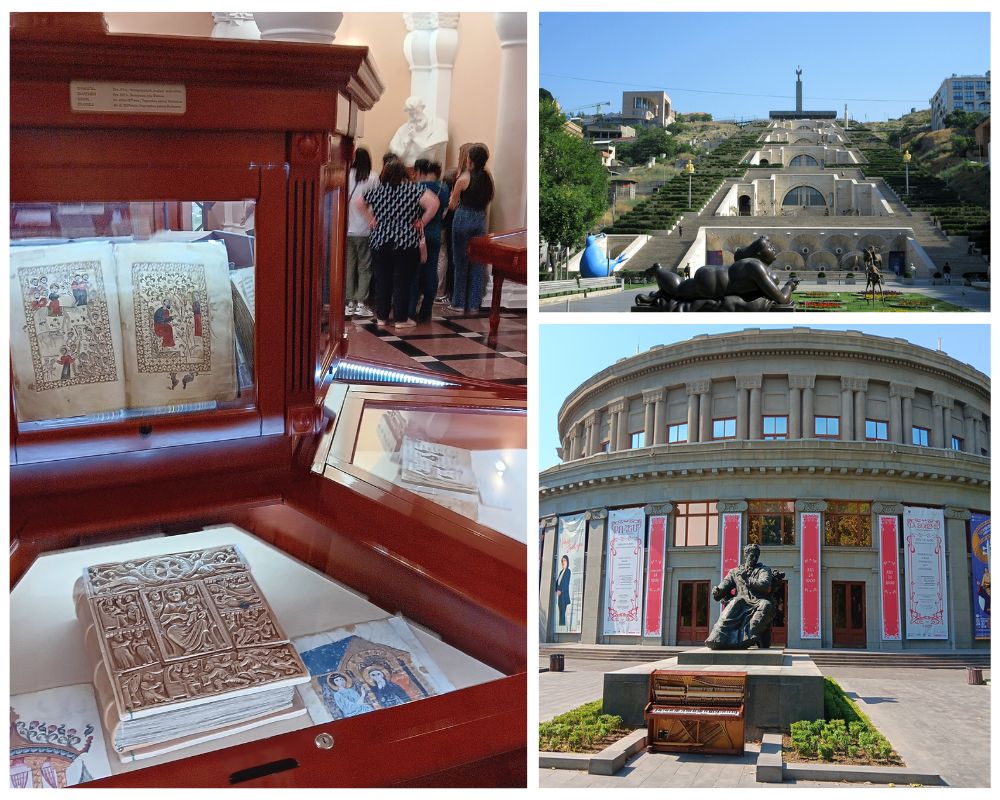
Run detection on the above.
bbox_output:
[800,512,821,639]
[603,507,646,636]
[878,515,902,641]
[643,515,668,638]
[720,512,742,578]
[903,506,948,639]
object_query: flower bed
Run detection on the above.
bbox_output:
[539,700,631,754]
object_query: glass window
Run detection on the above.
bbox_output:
[668,422,688,443]
[865,420,888,441]
[824,500,872,547]
[10,199,257,428]
[815,416,840,437]
[601,441,610,453]
[782,184,825,204]
[787,155,820,168]
[747,500,795,545]
[975,81,986,90]
[712,418,736,439]
[951,436,963,451]
[763,416,788,440]
[631,431,645,449]
[674,501,719,547]
[912,426,930,446]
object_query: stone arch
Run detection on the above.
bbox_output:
[790,233,821,256]
[792,137,813,145]
[724,232,754,254]
[857,234,888,253]
[824,233,854,256]
[789,154,819,167]
[840,250,866,271]
[782,185,826,207]
[738,195,752,216]
[773,251,805,271]
[765,233,790,254]
[807,251,837,271]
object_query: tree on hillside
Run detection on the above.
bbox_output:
[539,98,609,250]
[617,126,680,166]
[944,109,986,137]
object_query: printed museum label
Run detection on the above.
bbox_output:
[720,512,741,578]
[553,513,586,634]
[903,506,948,639]
[800,512,821,639]
[643,515,668,638]
[878,515,902,640]
[603,507,645,636]
[969,513,990,640]
[70,81,186,114]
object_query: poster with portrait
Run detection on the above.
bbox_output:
[294,616,454,724]
[969,513,990,640]
[554,512,587,634]
[603,507,645,636]
[903,506,948,639]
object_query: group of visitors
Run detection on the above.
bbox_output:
[346,142,495,329]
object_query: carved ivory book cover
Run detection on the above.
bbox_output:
[10,240,237,422]
[72,545,309,762]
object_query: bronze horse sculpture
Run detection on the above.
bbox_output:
[862,246,885,305]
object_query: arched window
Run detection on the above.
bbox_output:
[789,154,819,166]
[782,186,827,207]
[793,138,813,145]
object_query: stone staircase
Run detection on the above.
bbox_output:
[539,643,990,670]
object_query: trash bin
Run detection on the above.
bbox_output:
[967,666,984,685]
[549,653,565,672]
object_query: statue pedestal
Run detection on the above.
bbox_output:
[602,649,823,737]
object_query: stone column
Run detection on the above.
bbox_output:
[889,383,909,444]
[402,13,460,123]
[964,406,981,454]
[585,410,600,457]
[607,403,620,453]
[642,389,662,447]
[211,12,260,39]
[747,376,762,440]
[642,502,674,645]
[653,388,667,445]
[491,12,527,232]
[735,377,754,440]
[939,396,953,448]
[931,392,949,449]
[538,516,558,641]
[944,507,973,648]
[686,382,702,443]
[616,400,630,451]
[902,395,913,443]
[853,379,868,440]
[800,376,815,438]
[699,387,712,443]
[581,509,608,644]
[840,378,855,441]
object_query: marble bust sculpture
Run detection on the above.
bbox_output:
[389,95,448,167]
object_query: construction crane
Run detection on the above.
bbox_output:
[567,100,611,117]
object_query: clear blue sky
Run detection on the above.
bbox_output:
[540,12,990,122]
[538,324,990,470]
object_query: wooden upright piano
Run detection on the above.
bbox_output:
[644,671,746,756]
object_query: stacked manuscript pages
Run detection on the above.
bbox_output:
[73,545,309,762]
[9,240,237,422]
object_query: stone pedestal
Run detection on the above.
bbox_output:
[602,650,823,737]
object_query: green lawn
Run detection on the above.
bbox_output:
[793,291,970,312]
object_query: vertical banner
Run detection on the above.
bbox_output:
[603,507,646,636]
[903,506,948,639]
[878,515,902,641]
[969,513,990,640]
[800,512,821,639]
[643,515,668,638]
[554,513,586,634]
[720,512,742,578]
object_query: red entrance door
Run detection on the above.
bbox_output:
[832,581,867,648]
[677,581,710,645]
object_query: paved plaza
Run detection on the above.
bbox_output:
[540,280,990,313]
[539,657,991,788]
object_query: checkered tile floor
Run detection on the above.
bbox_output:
[349,310,527,387]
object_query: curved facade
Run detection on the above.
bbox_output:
[540,329,990,652]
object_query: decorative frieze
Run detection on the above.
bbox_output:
[871,501,903,516]
[716,500,748,513]
[585,508,608,520]
[686,380,711,396]
[644,503,674,515]
[642,387,666,404]
[795,499,828,512]
[943,506,971,520]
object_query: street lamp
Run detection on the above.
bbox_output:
[902,149,911,197]
[684,158,695,210]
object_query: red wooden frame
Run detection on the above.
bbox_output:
[9,16,526,787]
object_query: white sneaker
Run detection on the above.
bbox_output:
[354,303,374,318]
[345,302,355,314]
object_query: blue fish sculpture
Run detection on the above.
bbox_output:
[580,233,629,278]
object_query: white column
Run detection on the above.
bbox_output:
[491,12,527,232]
[212,12,260,39]
[253,12,343,43]
[402,13,460,125]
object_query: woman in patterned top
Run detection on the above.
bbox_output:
[355,159,440,329]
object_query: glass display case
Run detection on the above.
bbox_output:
[10,14,526,788]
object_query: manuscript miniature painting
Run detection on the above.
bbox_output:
[295,617,455,723]
[9,684,113,787]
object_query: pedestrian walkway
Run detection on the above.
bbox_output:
[538,656,991,787]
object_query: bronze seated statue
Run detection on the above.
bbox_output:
[634,236,798,312]
[704,543,785,650]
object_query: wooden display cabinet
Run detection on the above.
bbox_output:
[9,14,526,788]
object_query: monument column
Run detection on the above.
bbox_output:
[747,377,762,440]
[653,388,667,445]
[686,383,701,443]
[944,507,973,648]
[581,508,608,644]
[931,393,948,449]
[735,377,753,440]
[853,379,868,440]
[963,406,981,454]
[538,516,558,641]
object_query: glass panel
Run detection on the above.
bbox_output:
[346,402,526,540]
[850,584,865,630]
[833,584,847,628]
[675,518,688,547]
[687,516,707,546]
[695,583,709,627]
[679,584,693,627]
[10,200,256,427]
